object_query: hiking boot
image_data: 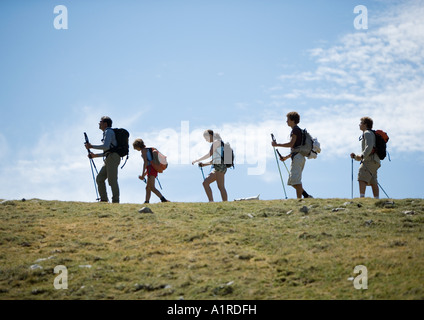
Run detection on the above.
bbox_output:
[160,196,170,202]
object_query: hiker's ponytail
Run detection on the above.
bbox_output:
[213,132,222,141]
[204,129,222,142]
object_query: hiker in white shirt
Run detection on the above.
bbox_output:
[350,117,381,199]
[192,130,228,202]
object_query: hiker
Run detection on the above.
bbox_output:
[133,138,169,203]
[350,117,381,199]
[271,111,313,199]
[85,116,120,203]
[192,130,228,202]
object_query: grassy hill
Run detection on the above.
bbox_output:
[0,198,423,300]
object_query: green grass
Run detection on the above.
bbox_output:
[0,198,423,300]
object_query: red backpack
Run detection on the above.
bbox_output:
[372,130,389,160]
[147,148,168,173]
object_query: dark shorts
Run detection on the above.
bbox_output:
[212,163,227,174]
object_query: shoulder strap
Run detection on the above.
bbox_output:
[146,148,153,162]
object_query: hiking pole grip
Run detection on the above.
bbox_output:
[272,134,285,159]
[276,149,283,158]
[84,132,90,146]
[84,132,92,157]
[84,132,98,173]
[199,164,206,181]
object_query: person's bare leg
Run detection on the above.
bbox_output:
[371,183,379,199]
[215,172,228,202]
[293,184,303,199]
[145,176,156,203]
[359,180,367,197]
[203,172,217,202]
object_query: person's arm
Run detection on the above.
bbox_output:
[192,144,215,165]
[199,160,212,167]
[280,154,292,161]
[275,148,291,161]
[361,131,375,159]
[272,134,296,148]
[350,153,362,161]
[91,129,114,151]
[139,149,149,181]
[88,129,115,158]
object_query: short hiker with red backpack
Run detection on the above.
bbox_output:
[350,117,389,199]
[133,138,170,203]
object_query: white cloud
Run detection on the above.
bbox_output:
[269,0,424,156]
[0,106,150,202]
[130,119,286,175]
[0,108,285,201]
[3,1,424,203]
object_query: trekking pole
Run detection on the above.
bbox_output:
[156,177,163,190]
[271,134,288,199]
[276,148,290,175]
[84,132,100,201]
[84,133,98,174]
[199,164,206,181]
[89,159,100,201]
[377,182,390,199]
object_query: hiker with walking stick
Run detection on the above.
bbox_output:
[350,117,381,199]
[271,111,313,199]
[192,130,228,202]
[85,116,121,203]
[133,138,170,204]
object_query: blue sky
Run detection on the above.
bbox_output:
[1,0,423,203]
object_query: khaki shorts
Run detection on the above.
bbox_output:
[288,153,305,186]
[358,160,381,185]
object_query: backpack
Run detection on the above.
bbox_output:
[372,130,389,160]
[220,141,235,168]
[108,128,130,157]
[108,128,130,168]
[296,129,321,159]
[147,147,168,173]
